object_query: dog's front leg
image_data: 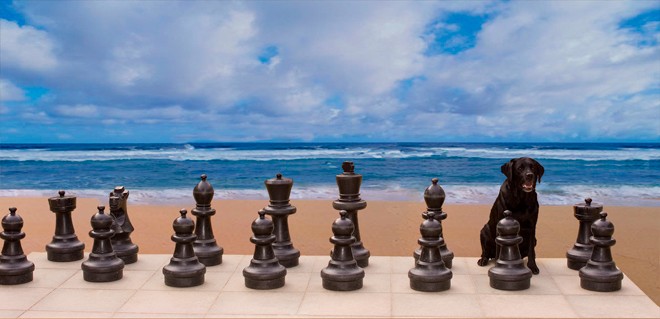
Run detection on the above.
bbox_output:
[527,225,539,275]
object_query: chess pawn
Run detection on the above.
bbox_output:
[109,187,139,264]
[488,210,532,290]
[192,174,223,266]
[408,211,452,292]
[163,209,206,287]
[46,190,85,262]
[321,210,365,291]
[414,178,454,268]
[243,210,287,289]
[263,173,300,268]
[333,161,369,267]
[579,212,623,292]
[0,208,35,285]
[81,206,125,282]
[566,198,602,270]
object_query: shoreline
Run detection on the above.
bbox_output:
[2,196,658,306]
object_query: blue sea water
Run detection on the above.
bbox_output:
[0,142,659,206]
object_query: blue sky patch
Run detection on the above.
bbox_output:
[618,9,659,46]
[0,0,26,26]
[424,12,491,55]
[258,45,279,64]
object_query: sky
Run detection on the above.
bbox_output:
[0,0,658,143]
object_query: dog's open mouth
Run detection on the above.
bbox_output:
[522,182,534,192]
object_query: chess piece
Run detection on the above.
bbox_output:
[243,210,287,289]
[408,211,452,292]
[263,173,300,268]
[566,198,602,270]
[108,187,139,264]
[321,210,365,291]
[579,212,623,292]
[46,190,85,262]
[333,161,369,267]
[414,178,454,268]
[488,210,532,290]
[0,208,35,285]
[81,206,125,282]
[163,209,206,287]
[192,174,223,266]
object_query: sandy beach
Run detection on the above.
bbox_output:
[3,197,658,306]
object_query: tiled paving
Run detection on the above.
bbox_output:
[1,253,658,318]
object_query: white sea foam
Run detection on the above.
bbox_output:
[1,145,658,162]
[2,184,658,206]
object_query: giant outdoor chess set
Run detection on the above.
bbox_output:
[1,161,658,318]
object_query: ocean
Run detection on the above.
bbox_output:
[0,142,659,207]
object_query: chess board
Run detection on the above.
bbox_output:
[2,253,658,318]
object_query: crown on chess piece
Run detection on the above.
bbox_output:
[265,173,293,207]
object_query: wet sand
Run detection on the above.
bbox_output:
[3,197,658,306]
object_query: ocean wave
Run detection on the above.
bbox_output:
[2,184,658,207]
[1,144,658,162]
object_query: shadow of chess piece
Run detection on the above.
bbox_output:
[243,210,287,289]
[409,211,452,292]
[263,173,300,268]
[321,210,365,291]
[333,161,369,267]
[109,187,139,264]
[163,209,206,287]
[566,198,602,270]
[579,212,623,292]
[46,190,85,262]
[0,208,34,285]
[81,206,125,282]
[488,210,532,290]
[414,178,454,268]
[192,174,223,266]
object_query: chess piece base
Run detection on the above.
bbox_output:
[163,262,206,288]
[489,277,531,291]
[579,265,623,292]
[351,244,370,268]
[113,241,139,265]
[566,244,592,270]
[116,251,138,265]
[243,264,287,290]
[46,241,85,262]
[320,264,364,291]
[82,257,125,282]
[164,274,205,288]
[580,278,622,292]
[321,277,363,291]
[0,261,35,285]
[194,245,223,267]
[273,248,300,268]
[408,268,452,292]
[488,266,532,291]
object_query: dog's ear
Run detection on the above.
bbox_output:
[501,159,514,179]
[531,158,544,183]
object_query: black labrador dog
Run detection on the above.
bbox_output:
[477,157,544,274]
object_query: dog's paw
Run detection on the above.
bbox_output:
[528,262,540,275]
[477,257,489,267]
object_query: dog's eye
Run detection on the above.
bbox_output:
[517,166,524,171]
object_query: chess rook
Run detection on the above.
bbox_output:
[414,178,454,268]
[109,186,139,264]
[332,161,369,267]
[81,206,125,282]
[566,198,602,270]
[46,190,85,262]
[321,210,365,291]
[163,209,206,287]
[488,210,532,290]
[579,212,623,292]
[408,211,452,292]
[0,208,35,285]
[243,210,287,289]
[263,173,300,268]
[192,174,223,266]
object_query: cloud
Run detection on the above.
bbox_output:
[0,78,25,101]
[0,1,658,142]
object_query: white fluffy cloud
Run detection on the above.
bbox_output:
[1,1,658,142]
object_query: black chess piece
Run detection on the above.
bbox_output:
[321,210,365,291]
[81,206,125,282]
[408,211,452,292]
[108,186,139,264]
[333,161,369,267]
[579,212,623,292]
[488,210,532,290]
[414,178,454,268]
[263,173,300,268]
[243,210,287,289]
[192,174,223,266]
[566,198,602,270]
[46,190,85,262]
[0,208,35,285]
[163,209,206,287]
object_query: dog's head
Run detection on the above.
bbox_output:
[501,157,544,193]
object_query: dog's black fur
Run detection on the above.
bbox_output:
[477,157,544,274]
